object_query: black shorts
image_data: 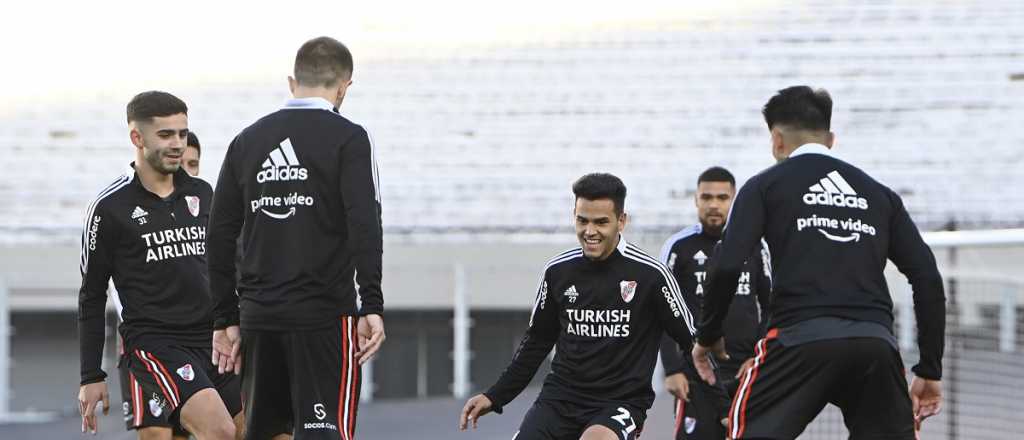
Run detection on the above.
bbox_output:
[672,376,731,440]
[119,344,242,433]
[241,316,361,440]
[728,330,914,439]
[514,399,645,440]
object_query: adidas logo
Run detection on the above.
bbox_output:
[802,171,868,210]
[256,139,308,183]
[564,285,579,303]
[131,206,148,219]
[693,250,707,265]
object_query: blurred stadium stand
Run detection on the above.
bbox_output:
[1,0,1023,438]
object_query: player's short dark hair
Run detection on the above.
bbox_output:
[697,166,735,187]
[126,91,187,124]
[572,173,627,216]
[762,86,832,131]
[186,132,201,156]
[294,36,353,88]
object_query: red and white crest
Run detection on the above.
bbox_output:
[176,363,194,381]
[620,280,637,303]
[185,196,200,217]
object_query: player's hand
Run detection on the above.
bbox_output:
[356,314,385,365]
[664,372,690,401]
[78,381,109,434]
[735,357,755,379]
[692,338,728,385]
[212,325,242,375]
[459,394,494,431]
[909,377,942,431]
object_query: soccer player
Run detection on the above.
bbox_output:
[206,36,384,440]
[78,91,240,440]
[183,132,202,176]
[110,127,240,440]
[658,166,771,440]
[692,86,945,439]
[459,173,697,440]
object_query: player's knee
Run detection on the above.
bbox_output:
[579,424,619,440]
[207,418,236,440]
[137,426,173,440]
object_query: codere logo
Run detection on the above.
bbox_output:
[257,139,308,183]
[803,170,868,210]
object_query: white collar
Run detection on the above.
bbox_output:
[789,143,834,158]
[282,97,335,111]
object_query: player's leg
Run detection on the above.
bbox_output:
[513,399,578,440]
[126,351,184,439]
[172,416,191,440]
[198,345,245,440]
[579,425,617,440]
[241,329,294,440]
[134,345,234,440]
[178,388,235,439]
[288,316,357,440]
[673,380,726,440]
[232,412,246,440]
[726,332,832,439]
[830,338,915,440]
[582,404,644,440]
[137,427,175,440]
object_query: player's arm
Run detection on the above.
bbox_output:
[476,273,559,415]
[340,129,383,314]
[78,203,114,385]
[207,136,244,330]
[656,239,695,377]
[340,129,386,363]
[887,192,945,379]
[77,203,114,432]
[887,191,945,426]
[653,265,697,353]
[700,181,766,346]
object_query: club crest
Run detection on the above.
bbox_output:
[620,280,637,303]
[176,363,194,381]
[185,196,200,217]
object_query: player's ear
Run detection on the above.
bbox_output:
[287,76,297,94]
[824,131,836,148]
[618,212,628,232]
[770,128,786,160]
[128,123,144,149]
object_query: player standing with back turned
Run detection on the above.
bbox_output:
[693,86,945,440]
[206,37,385,440]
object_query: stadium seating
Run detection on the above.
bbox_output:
[1,0,1022,243]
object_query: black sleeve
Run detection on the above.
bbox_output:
[483,272,559,413]
[653,264,697,353]
[887,192,946,380]
[341,129,384,316]
[207,137,244,329]
[659,334,688,376]
[657,240,694,376]
[78,203,115,385]
[700,181,766,346]
[755,240,773,336]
